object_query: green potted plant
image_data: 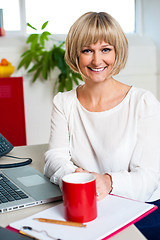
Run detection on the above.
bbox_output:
[18,21,82,92]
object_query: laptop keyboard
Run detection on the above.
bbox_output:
[0,173,29,204]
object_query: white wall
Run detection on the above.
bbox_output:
[141,0,160,99]
[0,32,158,145]
[116,34,157,96]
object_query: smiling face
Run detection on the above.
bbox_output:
[78,41,116,84]
[65,12,128,78]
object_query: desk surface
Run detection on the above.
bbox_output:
[0,144,146,240]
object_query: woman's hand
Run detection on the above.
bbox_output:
[92,172,112,200]
[75,168,112,200]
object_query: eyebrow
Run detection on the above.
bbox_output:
[82,44,113,48]
[101,44,113,47]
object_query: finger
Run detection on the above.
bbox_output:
[75,168,89,173]
[75,168,83,172]
[97,192,108,201]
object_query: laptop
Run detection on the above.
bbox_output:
[0,165,62,213]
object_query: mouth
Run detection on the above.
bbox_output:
[88,67,107,72]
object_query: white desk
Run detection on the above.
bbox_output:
[0,144,146,239]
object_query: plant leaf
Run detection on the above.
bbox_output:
[52,47,67,74]
[42,52,50,79]
[28,63,41,73]
[26,34,39,44]
[58,41,65,48]
[32,67,42,82]
[49,50,55,69]
[18,52,34,69]
[20,50,31,57]
[27,23,37,30]
[41,21,49,30]
[39,31,51,47]
[58,73,66,92]
[65,76,73,91]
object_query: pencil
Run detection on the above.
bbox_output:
[19,230,40,240]
[33,218,87,228]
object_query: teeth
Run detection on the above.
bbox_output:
[90,67,106,72]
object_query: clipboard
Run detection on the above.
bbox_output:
[8,194,157,240]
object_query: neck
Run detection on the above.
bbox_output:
[81,78,116,102]
[77,78,131,112]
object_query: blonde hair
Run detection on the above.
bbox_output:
[65,12,128,76]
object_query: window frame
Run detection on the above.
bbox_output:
[3,0,138,36]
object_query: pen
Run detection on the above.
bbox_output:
[33,218,87,228]
[20,226,61,240]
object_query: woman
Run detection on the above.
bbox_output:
[44,12,160,239]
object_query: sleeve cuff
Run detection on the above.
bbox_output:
[50,164,77,189]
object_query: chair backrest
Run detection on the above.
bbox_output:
[0,77,27,146]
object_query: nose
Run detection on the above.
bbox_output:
[92,52,102,66]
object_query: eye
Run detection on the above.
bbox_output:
[81,49,92,54]
[102,48,111,53]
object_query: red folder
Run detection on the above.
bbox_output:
[102,203,157,239]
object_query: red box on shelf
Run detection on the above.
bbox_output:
[0,77,27,146]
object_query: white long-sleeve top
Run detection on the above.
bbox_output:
[44,86,160,202]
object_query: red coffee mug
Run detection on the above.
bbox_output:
[62,172,97,223]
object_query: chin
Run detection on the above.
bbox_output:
[90,77,108,83]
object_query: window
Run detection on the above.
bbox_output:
[1,0,20,31]
[1,0,135,34]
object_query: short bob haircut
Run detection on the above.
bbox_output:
[65,12,128,76]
